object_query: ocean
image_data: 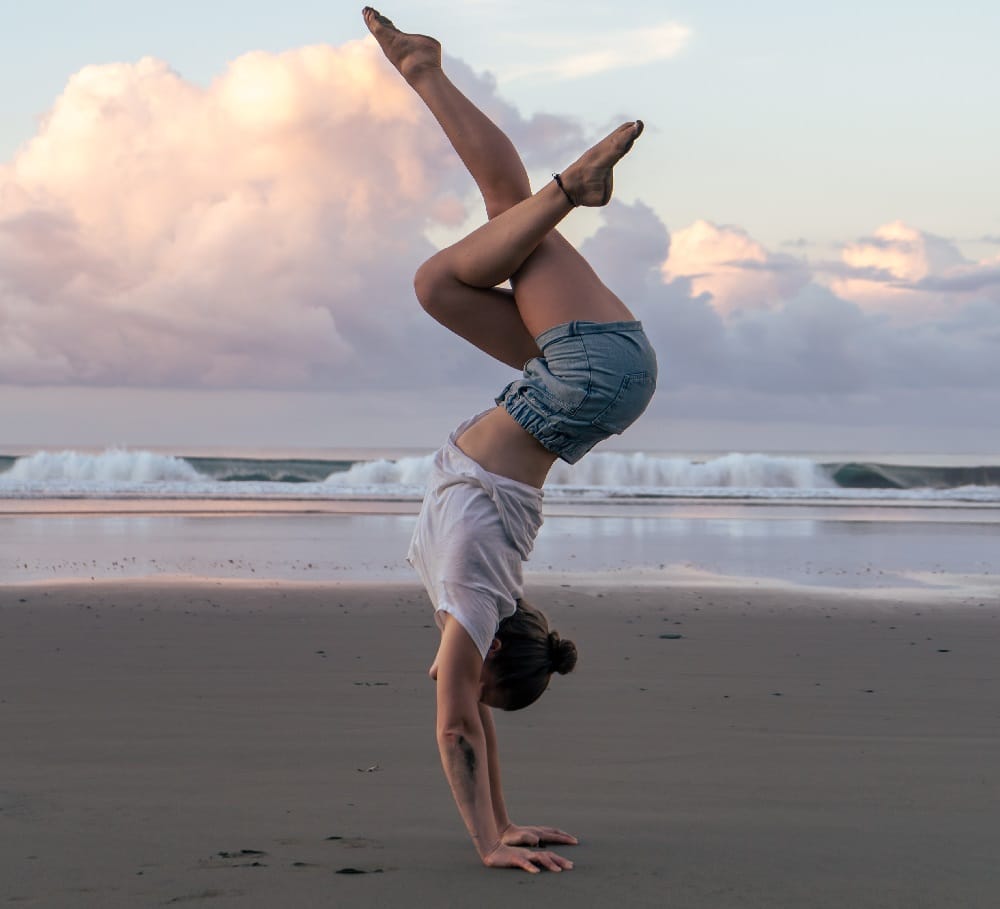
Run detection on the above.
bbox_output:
[2,447,999,503]
[3,446,997,591]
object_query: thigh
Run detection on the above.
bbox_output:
[510,231,635,338]
[419,281,541,370]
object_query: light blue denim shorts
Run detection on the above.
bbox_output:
[495,320,658,464]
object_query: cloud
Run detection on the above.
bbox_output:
[661,218,1000,325]
[576,203,1000,408]
[2,37,998,446]
[660,220,811,315]
[0,41,582,389]
[908,264,1000,293]
[500,23,692,82]
[819,221,1000,315]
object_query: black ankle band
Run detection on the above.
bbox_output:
[552,173,577,207]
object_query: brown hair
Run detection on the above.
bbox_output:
[489,599,578,711]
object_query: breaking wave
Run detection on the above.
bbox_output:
[331,455,436,487]
[1,449,201,484]
[1,448,998,502]
[548,451,833,488]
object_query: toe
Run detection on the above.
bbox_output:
[363,7,393,30]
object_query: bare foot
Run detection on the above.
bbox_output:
[558,121,644,207]
[362,7,442,83]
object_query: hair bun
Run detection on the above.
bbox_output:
[547,631,578,675]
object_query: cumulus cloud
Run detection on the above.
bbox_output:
[579,203,1000,407]
[825,221,984,316]
[0,40,581,389]
[661,220,810,315]
[2,35,998,436]
[660,217,1000,325]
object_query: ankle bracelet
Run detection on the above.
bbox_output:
[552,173,577,207]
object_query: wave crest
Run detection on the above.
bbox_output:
[322,451,832,490]
[327,455,435,487]
[1,450,203,484]
[550,451,832,488]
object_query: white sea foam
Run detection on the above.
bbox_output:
[323,450,832,490]
[1,449,203,484]
[548,451,833,489]
[328,455,435,487]
[2,449,999,503]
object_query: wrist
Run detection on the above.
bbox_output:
[477,837,503,861]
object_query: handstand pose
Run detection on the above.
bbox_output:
[363,8,657,873]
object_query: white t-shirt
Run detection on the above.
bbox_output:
[407,411,544,659]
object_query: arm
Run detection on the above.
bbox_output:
[478,701,511,833]
[434,616,572,872]
[479,700,579,849]
[434,616,501,858]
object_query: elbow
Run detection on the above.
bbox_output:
[437,727,479,778]
[436,720,477,748]
[436,704,482,755]
[436,694,482,744]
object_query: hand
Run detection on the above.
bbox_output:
[501,823,579,848]
[483,843,574,873]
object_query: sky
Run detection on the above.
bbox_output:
[1,0,999,453]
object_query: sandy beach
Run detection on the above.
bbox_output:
[2,578,998,908]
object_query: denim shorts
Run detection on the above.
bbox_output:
[496,320,658,464]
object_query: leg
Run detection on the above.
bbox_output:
[365,8,539,368]
[363,7,531,219]
[364,10,641,350]
[417,127,643,338]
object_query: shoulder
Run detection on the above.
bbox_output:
[433,612,486,694]
[437,583,507,660]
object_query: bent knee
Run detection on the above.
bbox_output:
[413,257,452,314]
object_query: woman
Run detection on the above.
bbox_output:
[362,8,657,873]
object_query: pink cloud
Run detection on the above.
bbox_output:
[0,40,581,388]
[2,37,996,424]
[576,202,1000,404]
[660,220,809,315]
[827,221,978,316]
[659,218,1000,322]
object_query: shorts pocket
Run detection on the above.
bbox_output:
[520,384,562,417]
[521,346,590,416]
[591,371,655,434]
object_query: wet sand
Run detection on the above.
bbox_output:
[2,579,998,908]
[4,502,999,592]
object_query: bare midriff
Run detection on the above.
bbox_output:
[454,407,558,489]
